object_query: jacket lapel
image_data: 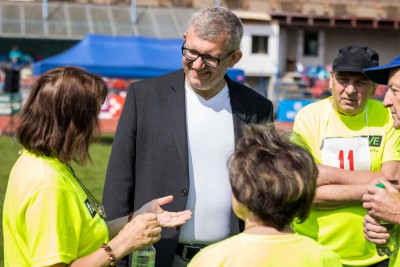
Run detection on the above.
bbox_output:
[227,77,247,143]
[167,74,249,178]
[167,74,189,176]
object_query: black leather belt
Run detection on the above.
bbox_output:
[175,243,207,261]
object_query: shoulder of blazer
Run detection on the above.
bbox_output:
[226,75,273,106]
[128,69,185,93]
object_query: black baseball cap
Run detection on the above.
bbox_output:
[364,55,400,85]
[332,45,379,73]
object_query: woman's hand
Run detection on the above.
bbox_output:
[110,213,161,258]
[137,195,192,228]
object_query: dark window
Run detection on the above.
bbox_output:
[304,31,318,56]
[251,35,269,54]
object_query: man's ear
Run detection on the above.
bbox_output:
[229,50,243,68]
[370,83,378,96]
[329,71,335,89]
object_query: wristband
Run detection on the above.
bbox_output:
[101,243,117,266]
[128,212,134,223]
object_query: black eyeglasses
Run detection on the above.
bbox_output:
[181,41,235,68]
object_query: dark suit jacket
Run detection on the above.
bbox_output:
[103,69,274,266]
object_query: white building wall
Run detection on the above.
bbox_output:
[282,27,400,72]
[235,23,280,77]
[296,29,325,68]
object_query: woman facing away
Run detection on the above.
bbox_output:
[3,66,192,267]
[188,123,342,267]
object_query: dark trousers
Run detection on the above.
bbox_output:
[368,259,389,267]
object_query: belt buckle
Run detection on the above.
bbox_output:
[182,245,201,261]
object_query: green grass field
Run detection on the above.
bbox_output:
[0,135,113,266]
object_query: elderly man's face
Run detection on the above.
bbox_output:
[383,68,400,129]
[330,71,376,116]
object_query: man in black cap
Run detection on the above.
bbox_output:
[292,45,400,267]
[362,56,400,267]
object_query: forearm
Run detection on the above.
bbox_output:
[67,246,121,267]
[51,242,127,267]
[313,184,367,209]
[69,213,161,267]
[382,161,400,180]
[317,164,383,186]
[67,239,134,267]
[106,215,130,239]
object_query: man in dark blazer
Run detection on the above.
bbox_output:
[102,6,274,267]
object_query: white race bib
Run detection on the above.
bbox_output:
[322,136,371,171]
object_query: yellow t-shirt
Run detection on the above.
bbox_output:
[390,233,400,267]
[390,248,400,267]
[3,150,109,267]
[292,97,400,266]
[188,233,342,267]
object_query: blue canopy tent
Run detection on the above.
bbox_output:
[33,34,246,82]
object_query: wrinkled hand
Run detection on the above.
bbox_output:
[385,177,400,191]
[137,195,192,228]
[115,213,161,254]
[370,176,400,190]
[362,180,400,224]
[363,214,389,244]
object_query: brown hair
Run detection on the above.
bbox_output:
[15,66,108,165]
[229,123,318,230]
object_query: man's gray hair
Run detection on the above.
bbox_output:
[186,6,243,52]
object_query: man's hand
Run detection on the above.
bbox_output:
[363,214,389,245]
[385,177,400,191]
[362,181,400,224]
